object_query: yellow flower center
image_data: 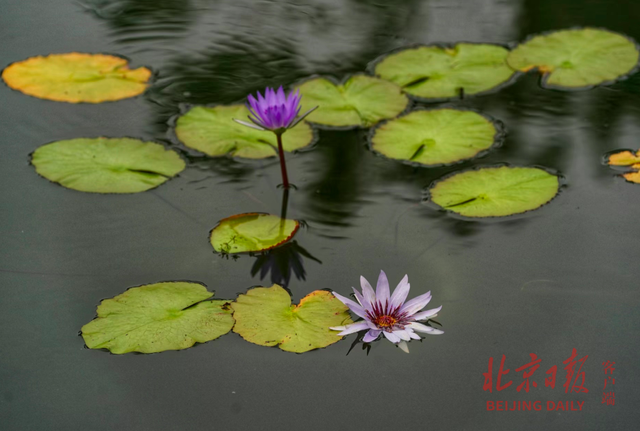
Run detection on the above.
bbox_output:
[374,315,397,328]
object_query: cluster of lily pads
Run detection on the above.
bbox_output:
[4,27,640,354]
[81,281,352,354]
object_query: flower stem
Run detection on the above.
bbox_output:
[275,132,290,189]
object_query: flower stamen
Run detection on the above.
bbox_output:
[374,315,397,328]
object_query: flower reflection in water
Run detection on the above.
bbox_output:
[250,240,321,288]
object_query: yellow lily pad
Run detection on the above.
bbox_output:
[606,149,640,183]
[210,213,300,254]
[607,149,640,166]
[2,53,151,103]
[231,284,353,353]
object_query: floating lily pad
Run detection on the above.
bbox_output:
[294,75,409,128]
[210,213,300,254]
[606,149,640,183]
[373,44,516,100]
[81,281,234,354]
[2,53,151,103]
[427,166,560,217]
[174,105,314,159]
[231,284,352,353]
[507,28,640,89]
[31,138,185,193]
[370,109,502,166]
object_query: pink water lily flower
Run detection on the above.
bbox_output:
[331,271,443,353]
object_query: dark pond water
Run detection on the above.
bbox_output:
[2,0,640,429]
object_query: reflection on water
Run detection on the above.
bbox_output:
[250,240,321,287]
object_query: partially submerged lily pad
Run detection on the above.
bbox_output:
[369,109,502,166]
[210,213,300,254]
[81,281,234,354]
[2,53,151,103]
[31,138,185,193]
[231,284,352,353]
[294,75,409,128]
[174,105,314,159]
[606,149,640,183]
[427,166,560,217]
[507,28,640,89]
[373,44,516,100]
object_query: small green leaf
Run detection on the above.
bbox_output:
[231,284,353,353]
[81,281,234,354]
[507,28,640,89]
[294,75,409,128]
[373,44,516,100]
[174,105,314,159]
[370,109,502,166]
[210,213,299,254]
[427,166,560,217]
[31,137,185,193]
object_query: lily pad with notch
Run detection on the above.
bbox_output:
[231,284,353,353]
[31,137,185,193]
[2,53,151,103]
[174,105,315,159]
[293,75,409,128]
[210,213,300,254]
[369,108,504,167]
[507,28,640,89]
[426,166,560,217]
[372,43,516,100]
[81,281,234,354]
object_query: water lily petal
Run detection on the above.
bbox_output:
[410,306,442,321]
[334,321,371,336]
[276,86,286,105]
[360,275,377,306]
[383,331,401,343]
[397,341,410,353]
[331,292,368,319]
[393,329,412,341]
[376,270,390,307]
[232,118,266,131]
[407,329,422,340]
[389,274,410,310]
[363,329,381,343]
[288,105,318,129]
[351,286,369,310]
[399,291,431,316]
[407,322,444,335]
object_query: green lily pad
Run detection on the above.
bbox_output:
[231,284,353,353]
[369,109,502,166]
[507,28,640,89]
[373,44,516,100]
[174,105,314,159]
[294,75,409,128]
[1,53,151,103]
[81,281,234,354]
[427,166,560,217]
[31,137,185,193]
[210,213,300,254]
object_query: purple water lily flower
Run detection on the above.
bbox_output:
[233,86,317,189]
[233,86,317,133]
[331,271,443,353]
